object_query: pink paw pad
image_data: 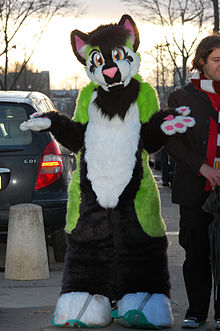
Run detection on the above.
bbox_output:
[160,107,195,136]
[164,115,174,121]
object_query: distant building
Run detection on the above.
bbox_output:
[50,89,78,118]
[6,70,50,97]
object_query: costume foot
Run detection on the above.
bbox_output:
[114,292,173,329]
[52,292,112,327]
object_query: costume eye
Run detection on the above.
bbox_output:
[112,48,124,61]
[93,52,104,67]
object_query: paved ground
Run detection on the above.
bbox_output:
[0,169,216,330]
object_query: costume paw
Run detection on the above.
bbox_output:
[161,106,195,136]
[52,292,112,327]
[175,105,191,116]
[20,113,51,132]
[115,292,173,328]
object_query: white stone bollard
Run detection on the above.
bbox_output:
[4,203,49,280]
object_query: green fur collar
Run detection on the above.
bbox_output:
[72,76,159,124]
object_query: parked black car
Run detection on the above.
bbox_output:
[0,91,75,262]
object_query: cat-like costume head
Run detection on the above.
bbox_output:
[71,15,140,92]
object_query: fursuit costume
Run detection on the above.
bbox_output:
[20,15,195,329]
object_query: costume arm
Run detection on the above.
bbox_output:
[138,82,195,153]
[49,83,94,152]
[141,108,178,154]
[138,81,166,153]
[43,111,86,154]
[20,111,86,154]
[165,93,206,174]
[20,84,94,153]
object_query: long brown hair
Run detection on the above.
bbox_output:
[191,34,220,73]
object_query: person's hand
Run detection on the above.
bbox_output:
[199,163,220,187]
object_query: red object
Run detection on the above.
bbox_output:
[201,91,220,190]
[192,80,220,190]
[35,141,63,190]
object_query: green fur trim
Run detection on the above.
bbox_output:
[65,152,81,234]
[73,83,95,124]
[134,73,143,83]
[137,82,159,123]
[137,51,141,62]
[125,39,133,50]
[134,151,166,237]
[134,78,163,236]
[65,150,165,237]
[85,45,101,61]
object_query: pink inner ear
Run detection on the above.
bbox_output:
[75,35,86,52]
[124,19,135,44]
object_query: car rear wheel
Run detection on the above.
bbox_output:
[52,229,66,262]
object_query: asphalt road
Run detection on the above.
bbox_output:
[0,169,216,330]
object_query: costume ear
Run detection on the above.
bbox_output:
[118,14,140,52]
[71,30,88,65]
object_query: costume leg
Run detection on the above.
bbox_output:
[61,216,114,297]
[53,202,114,326]
[179,205,213,321]
[109,205,170,299]
[110,205,172,328]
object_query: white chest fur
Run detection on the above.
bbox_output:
[84,92,141,208]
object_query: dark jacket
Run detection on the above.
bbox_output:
[166,83,218,206]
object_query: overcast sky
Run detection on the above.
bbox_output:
[85,0,127,19]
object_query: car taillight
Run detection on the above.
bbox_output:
[35,141,63,190]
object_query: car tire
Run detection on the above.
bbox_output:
[53,229,66,263]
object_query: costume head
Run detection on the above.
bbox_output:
[71,15,140,92]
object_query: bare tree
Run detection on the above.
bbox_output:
[155,43,174,106]
[122,0,211,87]
[212,0,219,32]
[144,43,174,105]
[0,0,81,90]
[6,61,50,95]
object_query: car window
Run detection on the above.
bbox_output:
[0,103,32,146]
